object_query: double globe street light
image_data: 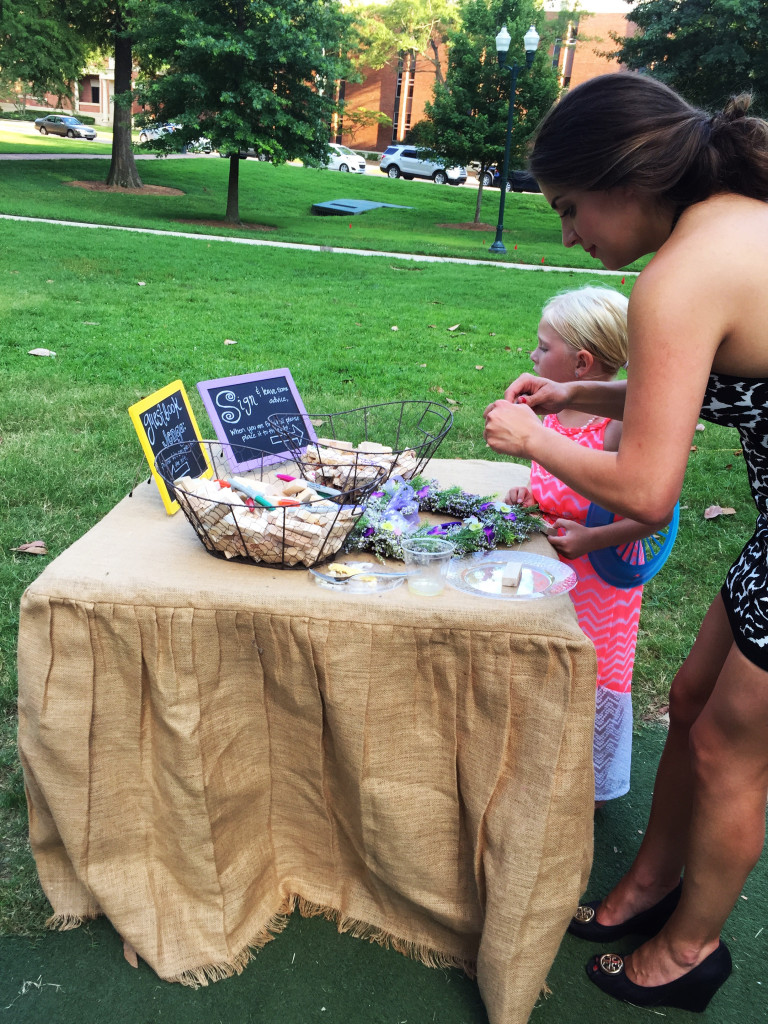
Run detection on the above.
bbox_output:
[489,24,540,254]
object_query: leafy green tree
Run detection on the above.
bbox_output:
[0,1,89,101]
[612,0,768,115]
[133,0,355,223]
[411,0,561,223]
[0,2,142,186]
[350,0,460,85]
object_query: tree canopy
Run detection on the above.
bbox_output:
[0,1,90,100]
[613,0,768,115]
[133,0,355,222]
[411,0,561,221]
[350,0,461,84]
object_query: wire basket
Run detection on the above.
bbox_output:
[268,400,453,491]
[155,440,384,568]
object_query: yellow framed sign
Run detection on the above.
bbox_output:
[128,380,212,514]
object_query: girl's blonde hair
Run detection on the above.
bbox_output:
[541,286,628,375]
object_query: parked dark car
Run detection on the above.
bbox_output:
[478,167,541,193]
[217,147,270,160]
[34,115,97,140]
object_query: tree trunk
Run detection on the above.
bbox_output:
[106,31,143,188]
[429,39,444,85]
[225,154,241,224]
[474,179,484,224]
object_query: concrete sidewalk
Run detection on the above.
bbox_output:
[0,212,633,276]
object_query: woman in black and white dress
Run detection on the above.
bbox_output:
[484,73,768,1013]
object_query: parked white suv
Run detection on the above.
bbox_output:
[379,145,467,185]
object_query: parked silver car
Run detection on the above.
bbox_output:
[379,145,466,185]
[34,115,97,140]
[138,123,178,143]
[325,143,366,173]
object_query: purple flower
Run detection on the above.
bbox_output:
[416,486,430,499]
[363,526,376,537]
[477,501,494,511]
[504,513,517,522]
[428,524,446,535]
[484,526,495,542]
[371,491,383,499]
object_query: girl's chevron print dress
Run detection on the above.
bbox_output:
[530,416,642,802]
[700,372,768,670]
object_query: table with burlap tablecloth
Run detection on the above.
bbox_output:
[17,458,596,1024]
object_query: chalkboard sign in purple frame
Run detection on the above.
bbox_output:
[197,368,316,472]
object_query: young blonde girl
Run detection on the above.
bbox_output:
[506,286,655,805]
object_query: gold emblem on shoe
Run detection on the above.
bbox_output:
[574,905,595,923]
[599,953,625,976]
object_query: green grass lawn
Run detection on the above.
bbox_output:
[0,136,647,267]
[0,154,756,937]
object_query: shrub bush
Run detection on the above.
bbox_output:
[1,110,96,125]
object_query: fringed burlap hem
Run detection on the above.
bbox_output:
[293,894,477,978]
[46,912,99,931]
[171,898,294,988]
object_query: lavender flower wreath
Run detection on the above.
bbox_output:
[344,474,543,561]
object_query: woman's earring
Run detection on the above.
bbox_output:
[575,370,581,379]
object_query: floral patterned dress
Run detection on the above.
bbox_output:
[701,372,768,670]
[530,416,643,801]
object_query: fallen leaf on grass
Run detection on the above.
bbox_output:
[475,365,484,370]
[447,324,461,331]
[446,398,459,406]
[419,363,427,367]
[704,505,736,519]
[310,419,324,427]
[690,445,698,452]
[427,324,437,328]
[391,325,399,331]
[11,540,48,555]
[432,386,445,394]
[28,348,56,357]
[224,338,237,345]
[82,321,99,326]
[489,332,496,337]
[137,281,146,286]
[695,423,705,432]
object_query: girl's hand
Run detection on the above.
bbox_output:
[483,399,542,458]
[504,374,572,414]
[504,486,535,507]
[547,519,594,560]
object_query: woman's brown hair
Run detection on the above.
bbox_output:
[529,73,768,207]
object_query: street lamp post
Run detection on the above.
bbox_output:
[489,24,540,254]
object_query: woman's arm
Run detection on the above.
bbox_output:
[503,375,628,419]
[485,248,725,525]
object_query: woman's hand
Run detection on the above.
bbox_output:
[503,374,572,414]
[504,485,535,507]
[483,399,543,458]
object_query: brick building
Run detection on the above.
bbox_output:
[338,1,638,152]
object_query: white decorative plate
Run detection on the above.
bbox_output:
[446,551,578,601]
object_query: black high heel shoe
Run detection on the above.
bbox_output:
[568,880,683,941]
[585,941,732,1012]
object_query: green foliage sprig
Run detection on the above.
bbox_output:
[344,474,543,561]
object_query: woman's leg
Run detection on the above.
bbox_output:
[625,639,768,985]
[593,595,734,926]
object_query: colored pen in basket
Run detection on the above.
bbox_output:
[275,474,342,498]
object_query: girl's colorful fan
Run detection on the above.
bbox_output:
[585,502,680,588]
